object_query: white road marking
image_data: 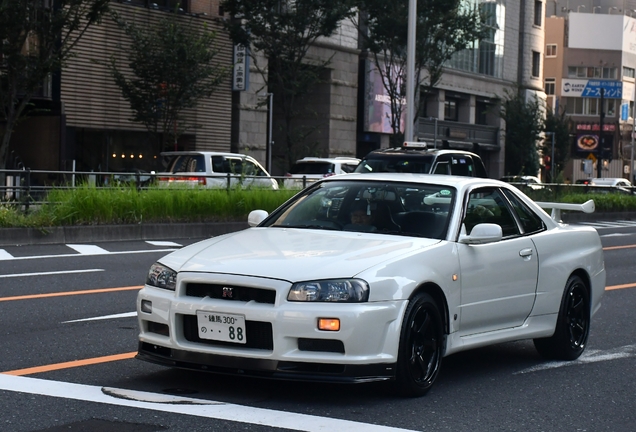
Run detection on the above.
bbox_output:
[0,375,416,432]
[514,344,636,374]
[0,269,104,278]
[67,244,111,255]
[63,311,136,323]
[0,249,13,260]
[146,241,182,247]
[1,248,177,261]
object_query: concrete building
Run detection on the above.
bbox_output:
[4,0,547,180]
[545,7,636,182]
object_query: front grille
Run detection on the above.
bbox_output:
[185,283,276,304]
[181,314,273,350]
[147,321,169,337]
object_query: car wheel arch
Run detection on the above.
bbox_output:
[408,282,450,337]
[569,268,592,309]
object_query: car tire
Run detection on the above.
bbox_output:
[533,275,590,361]
[394,293,444,397]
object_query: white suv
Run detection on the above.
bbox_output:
[283,157,360,189]
[158,151,278,190]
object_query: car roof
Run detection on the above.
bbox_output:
[362,148,480,157]
[294,157,360,163]
[161,151,256,159]
[320,172,502,189]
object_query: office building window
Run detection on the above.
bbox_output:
[624,67,635,78]
[565,98,616,116]
[546,44,557,57]
[534,1,543,27]
[532,51,541,77]
[545,78,555,95]
[568,66,618,79]
[444,100,458,121]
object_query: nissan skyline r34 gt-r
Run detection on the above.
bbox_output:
[136,174,605,397]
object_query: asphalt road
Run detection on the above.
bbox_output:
[0,221,635,432]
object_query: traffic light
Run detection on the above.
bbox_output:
[544,155,551,172]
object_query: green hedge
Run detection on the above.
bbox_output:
[2,184,636,229]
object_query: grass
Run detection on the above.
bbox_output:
[3,184,636,229]
[0,185,299,228]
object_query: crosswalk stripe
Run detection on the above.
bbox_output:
[0,249,14,260]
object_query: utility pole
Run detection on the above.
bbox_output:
[597,88,605,179]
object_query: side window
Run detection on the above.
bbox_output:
[244,160,266,176]
[433,161,450,175]
[463,188,520,237]
[211,156,226,173]
[450,156,474,177]
[341,163,357,173]
[502,189,546,234]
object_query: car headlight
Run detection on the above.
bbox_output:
[146,263,177,291]
[288,279,369,302]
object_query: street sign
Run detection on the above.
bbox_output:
[587,153,597,163]
[621,103,629,121]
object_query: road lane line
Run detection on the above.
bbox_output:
[0,374,417,432]
[63,311,136,323]
[1,248,176,261]
[67,244,110,255]
[603,244,636,251]
[2,352,137,376]
[0,269,104,278]
[0,249,13,259]
[514,344,636,374]
[0,285,142,302]
[605,282,636,290]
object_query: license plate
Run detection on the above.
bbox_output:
[196,311,246,344]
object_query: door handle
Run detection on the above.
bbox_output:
[519,248,533,258]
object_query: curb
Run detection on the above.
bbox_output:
[0,222,248,247]
[2,211,635,247]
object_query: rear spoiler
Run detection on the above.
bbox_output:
[535,199,595,222]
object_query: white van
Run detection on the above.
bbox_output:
[158,151,279,190]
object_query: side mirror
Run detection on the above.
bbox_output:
[459,223,502,245]
[248,210,269,227]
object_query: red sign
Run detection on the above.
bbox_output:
[575,123,616,132]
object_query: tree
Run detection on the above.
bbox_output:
[542,107,571,182]
[109,10,227,155]
[220,0,357,171]
[500,88,543,177]
[355,0,486,146]
[0,0,110,171]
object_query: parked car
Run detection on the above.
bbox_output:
[500,175,547,190]
[283,157,360,189]
[354,143,488,178]
[590,177,633,194]
[137,174,604,397]
[157,151,278,190]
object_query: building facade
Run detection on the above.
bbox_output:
[545,8,636,182]
[6,0,547,181]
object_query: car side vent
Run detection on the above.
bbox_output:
[185,283,276,304]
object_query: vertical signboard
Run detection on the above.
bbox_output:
[232,44,249,92]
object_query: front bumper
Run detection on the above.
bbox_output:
[137,342,396,383]
[137,273,407,382]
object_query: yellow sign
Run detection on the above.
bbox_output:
[587,153,597,163]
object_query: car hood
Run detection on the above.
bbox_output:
[159,228,440,282]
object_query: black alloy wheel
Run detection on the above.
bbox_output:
[534,275,590,360]
[395,293,444,397]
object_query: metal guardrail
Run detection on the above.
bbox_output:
[2,168,634,213]
[0,168,310,212]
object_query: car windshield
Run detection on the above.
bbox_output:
[289,162,335,175]
[354,155,434,174]
[262,180,456,239]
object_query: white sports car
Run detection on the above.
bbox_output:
[136,174,605,396]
